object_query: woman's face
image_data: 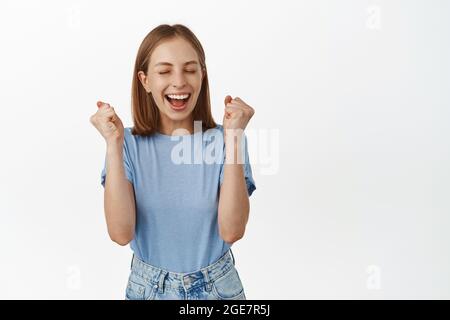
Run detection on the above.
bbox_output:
[139,37,205,125]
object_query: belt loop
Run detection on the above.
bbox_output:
[230,248,236,266]
[157,270,168,294]
[202,269,212,292]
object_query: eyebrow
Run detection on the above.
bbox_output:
[154,60,199,67]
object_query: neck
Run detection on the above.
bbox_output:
[158,115,195,136]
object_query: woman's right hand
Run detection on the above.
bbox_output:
[90,101,124,144]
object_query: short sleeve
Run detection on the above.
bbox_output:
[100,139,134,188]
[219,132,256,197]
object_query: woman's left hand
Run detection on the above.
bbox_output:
[222,95,255,136]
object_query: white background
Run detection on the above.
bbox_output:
[0,0,449,299]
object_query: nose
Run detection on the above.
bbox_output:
[171,70,187,88]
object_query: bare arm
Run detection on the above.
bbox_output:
[103,141,136,245]
[90,101,136,246]
[218,95,255,244]
[218,140,250,244]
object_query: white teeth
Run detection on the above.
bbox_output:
[167,94,190,100]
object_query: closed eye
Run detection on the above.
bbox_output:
[158,70,196,75]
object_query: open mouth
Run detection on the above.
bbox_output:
[164,93,191,109]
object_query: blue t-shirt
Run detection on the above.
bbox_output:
[100,124,256,273]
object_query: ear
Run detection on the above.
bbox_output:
[137,71,151,93]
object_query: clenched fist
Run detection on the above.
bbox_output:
[223,95,255,143]
[90,101,124,144]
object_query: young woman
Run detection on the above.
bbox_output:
[90,24,256,300]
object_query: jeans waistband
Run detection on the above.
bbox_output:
[129,249,236,293]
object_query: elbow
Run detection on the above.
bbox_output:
[109,231,134,246]
[112,237,132,246]
[220,230,245,245]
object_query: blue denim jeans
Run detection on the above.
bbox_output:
[125,249,247,300]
